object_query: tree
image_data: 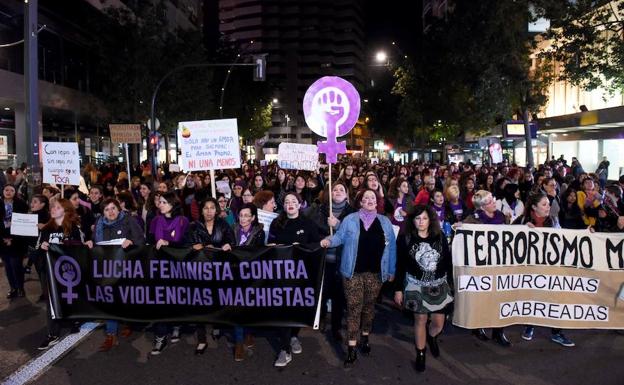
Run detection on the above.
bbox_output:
[88,1,273,160]
[390,0,553,163]
[534,0,624,94]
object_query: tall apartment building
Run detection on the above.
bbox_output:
[0,0,203,167]
[218,0,366,156]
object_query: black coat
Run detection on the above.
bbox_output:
[0,198,29,254]
[185,217,235,248]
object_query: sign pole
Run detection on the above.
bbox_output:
[125,143,131,181]
[210,169,216,198]
[329,163,333,235]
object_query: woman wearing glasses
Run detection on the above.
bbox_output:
[462,190,510,346]
[231,203,265,361]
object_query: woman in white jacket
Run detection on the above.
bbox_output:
[495,183,524,224]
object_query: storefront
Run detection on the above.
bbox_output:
[538,107,624,179]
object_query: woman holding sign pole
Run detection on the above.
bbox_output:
[513,192,576,347]
[320,189,396,367]
[394,205,453,372]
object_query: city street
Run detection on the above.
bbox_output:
[1,273,623,385]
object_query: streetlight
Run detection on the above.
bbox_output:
[375,51,388,65]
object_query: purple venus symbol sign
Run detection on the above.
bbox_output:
[303,76,360,163]
[54,256,81,304]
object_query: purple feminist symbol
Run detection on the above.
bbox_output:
[54,256,81,304]
[303,77,361,163]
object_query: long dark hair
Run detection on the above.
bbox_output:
[273,192,303,229]
[405,204,441,238]
[199,197,221,222]
[160,191,183,217]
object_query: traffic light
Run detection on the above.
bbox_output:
[253,54,267,81]
[149,134,160,150]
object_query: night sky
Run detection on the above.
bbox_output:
[364,0,422,56]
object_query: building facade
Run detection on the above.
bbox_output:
[218,0,366,157]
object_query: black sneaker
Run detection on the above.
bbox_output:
[24,266,32,274]
[69,322,81,334]
[6,290,17,299]
[151,336,167,355]
[38,335,60,350]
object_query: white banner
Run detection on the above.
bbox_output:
[451,224,624,330]
[42,142,80,186]
[452,224,624,272]
[277,143,318,171]
[10,213,39,237]
[178,119,241,171]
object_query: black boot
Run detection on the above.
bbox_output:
[360,335,371,355]
[426,331,440,358]
[415,348,426,372]
[492,328,511,347]
[344,346,358,367]
[472,328,489,341]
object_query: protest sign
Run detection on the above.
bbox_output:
[178,119,241,171]
[257,209,279,244]
[46,244,325,327]
[216,180,232,198]
[489,143,503,164]
[10,213,39,237]
[109,124,142,144]
[169,164,181,173]
[42,142,80,186]
[451,224,624,329]
[0,135,7,160]
[277,143,318,171]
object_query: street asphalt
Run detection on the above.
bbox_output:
[1,271,623,385]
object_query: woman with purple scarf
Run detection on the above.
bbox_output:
[321,189,396,367]
[148,191,189,355]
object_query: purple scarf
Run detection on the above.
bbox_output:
[359,209,377,231]
[475,209,506,225]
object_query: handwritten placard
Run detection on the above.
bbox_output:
[10,213,39,237]
[257,209,278,244]
[178,119,241,171]
[109,124,142,144]
[42,142,80,186]
[277,143,319,171]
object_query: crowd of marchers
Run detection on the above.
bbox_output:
[1,154,623,372]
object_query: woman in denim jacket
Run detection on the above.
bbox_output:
[321,189,396,366]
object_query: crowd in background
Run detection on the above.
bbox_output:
[1,154,623,371]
